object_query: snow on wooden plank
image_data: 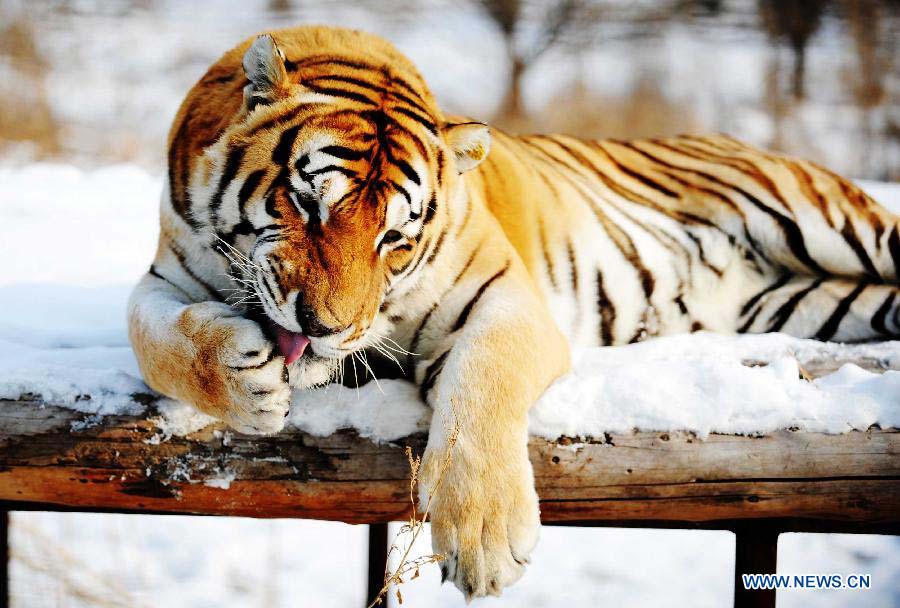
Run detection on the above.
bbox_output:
[0,399,896,526]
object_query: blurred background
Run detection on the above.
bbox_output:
[0,0,897,178]
[2,1,899,606]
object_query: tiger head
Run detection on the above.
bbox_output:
[205,31,490,385]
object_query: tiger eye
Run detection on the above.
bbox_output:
[381,230,404,245]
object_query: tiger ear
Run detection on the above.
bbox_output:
[242,34,289,110]
[442,121,491,173]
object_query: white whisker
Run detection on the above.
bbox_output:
[356,349,384,395]
[350,353,361,400]
[372,332,417,357]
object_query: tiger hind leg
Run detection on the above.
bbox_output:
[738,275,900,341]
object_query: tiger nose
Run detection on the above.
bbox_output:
[295,297,338,337]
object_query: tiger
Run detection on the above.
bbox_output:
[128,26,900,599]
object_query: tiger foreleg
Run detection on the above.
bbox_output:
[416,269,571,599]
[127,265,292,435]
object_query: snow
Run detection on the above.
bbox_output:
[531,334,900,440]
[0,163,898,440]
[9,511,369,608]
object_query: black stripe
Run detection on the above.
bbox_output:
[389,88,434,120]
[889,225,900,280]
[685,231,724,278]
[566,238,579,295]
[238,169,266,210]
[533,138,657,300]
[264,194,282,219]
[554,138,675,219]
[392,106,438,135]
[405,229,442,279]
[407,244,482,359]
[537,216,557,290]
[596,270,615,345]
[293,55,376,72]
[389,73,430,106]
[397,234,429,278]
[740,273,793,318]
[272,124,301,165]
[593,142,679,198]
[643,141,826,275]
[255,232,282,246]
[393,181,413,206]
[291,191,321,225]
[304,84,379,106]
[815,282,869,341]
[423,192,437,226]
[454,242,482,285]
[840,220,880,280]
[419,349,450,402]
[257,269,280,308]
[253,224,281,235]
[671,139,788,205]
[426,228,448,265]
[167,241,220,301]
[202,72,236,85]
[619,142,771,262]
[435,149,445,187]
[394,158,421,186]
[263,259,285,305]
[364,108,430,158]
[218,220,254,247]
[229,349,276,371]
[555,139,693,280]
[452,261,510,332]
[306,74,385,94]
[312,237,329,272]
[320,145,368,161]
[209,147,245,227]
[870,291,895,335]
[767,278,825,332]
[307,164,358,179]
[148,265,194,300]
[246,106,309,137]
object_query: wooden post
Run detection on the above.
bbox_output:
[366,523,388,606]
[733,524,778,608]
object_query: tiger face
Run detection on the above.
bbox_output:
[219,34,489,385]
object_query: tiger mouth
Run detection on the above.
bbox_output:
[272,323,310,365]
[244,307,312,364]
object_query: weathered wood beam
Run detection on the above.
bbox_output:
[0,399,897,526]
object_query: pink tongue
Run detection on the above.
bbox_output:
[275,327,310,365]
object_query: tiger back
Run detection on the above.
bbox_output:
[473,131,900,346]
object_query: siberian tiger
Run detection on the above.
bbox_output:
[128,26,900,599]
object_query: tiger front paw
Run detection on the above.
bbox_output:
[422,443,540,600]
[176,302,291,435]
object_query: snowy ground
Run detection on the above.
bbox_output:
[1,165,899,607]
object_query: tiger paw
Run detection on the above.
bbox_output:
[423,444,540,600]
[177,302,291,435]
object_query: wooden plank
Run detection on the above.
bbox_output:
[0,400,897,525]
